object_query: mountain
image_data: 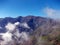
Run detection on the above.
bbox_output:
[0,16,59,33]
[0,16,60,45]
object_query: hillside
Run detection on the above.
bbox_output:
[0,16,60,45]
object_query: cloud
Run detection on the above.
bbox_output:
[5,22,30,32]
[1,22,30,45]
[5,22,19,32]
[20,32,29,41]
[14,22,20,26]
[0,32,13,45]
[20,22,30,28]
[5,23,16,32]
[2,32,12,42]
[44,7,60,19]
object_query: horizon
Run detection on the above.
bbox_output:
[0,0,60,19]
[1,15,53,19]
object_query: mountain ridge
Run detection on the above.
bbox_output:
[0,16,59,33]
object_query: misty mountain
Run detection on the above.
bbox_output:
[0,16,59,33]
[0,16,60,45]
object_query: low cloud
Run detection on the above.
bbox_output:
[0,32,13,45]
[0,22,30,45]
[43,7,60,19]
[5,23,16,32]
[20,22,30,28]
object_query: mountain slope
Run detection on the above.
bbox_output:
[0,16,59,33]
[0,16,60,45]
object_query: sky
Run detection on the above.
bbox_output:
[0,0,60,19]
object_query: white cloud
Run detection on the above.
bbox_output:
[20,32,29,41]
[5,22,30,32]
[44,7,60,19]
[17,32,30,44]
[5,23,16,32]
[0,22,31,45]
[14,22,20,25]
[4,22,30,45]
[20,22,30,28]
[0,32,13,45]
[2,32,12,42]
